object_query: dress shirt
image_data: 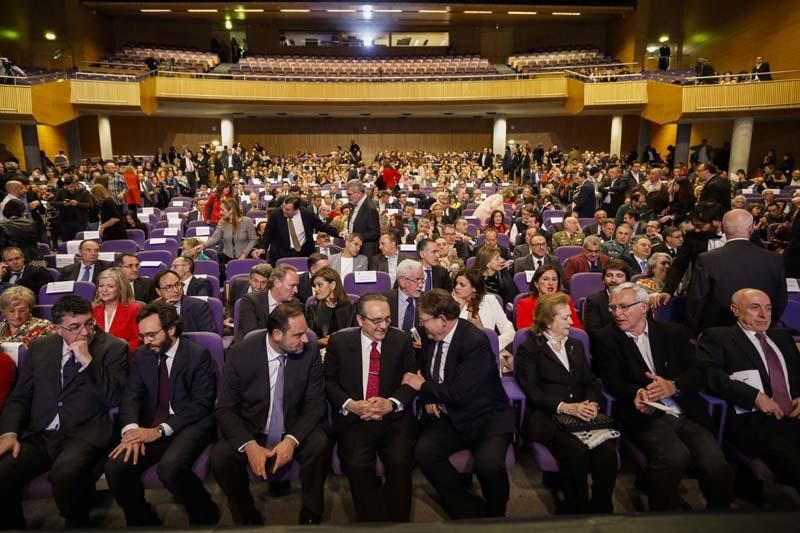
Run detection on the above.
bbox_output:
[543,332,571,414]
[289,210,306,247]
[348,197,365,233]
[531,255,546,269]
[339,256,354,279]
[626,325,682,415]
[738,323,791,397]
[8,266,24,285]
[122,339,179,436]
[707,233,727,251]
[430,322,458,384]
[79,262,95,282]
[46,340,88,431]
[385,254,399,284]
[632,254,649,274]
[398,290,415,328]
[181,276,193,295]
[103,306,117,333]
[341,332,402,415]
[267,291,279,314]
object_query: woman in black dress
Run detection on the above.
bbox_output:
[91,184,127,241]
[304,267,355,348]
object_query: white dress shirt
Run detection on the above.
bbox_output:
[458,295,515,352]
[339,256,354,279]
[289,210,306,247]
[385,254,399,284]
[430,322,458,384]
[348,197,365,233]
[543,332,570,371]
[122,340,180,436]
[626,325,682,415]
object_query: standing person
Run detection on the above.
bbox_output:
[52,175,92,242]
[123,165,141,211]
[403,290,515,519]
[325,294,418,522]
[0,296,129,529]
[194,199,257,272]
[204,182,233,226]
[211,302,329,525]
[91,184,127,241]
[344,180,381,259]
[104,162,128,211]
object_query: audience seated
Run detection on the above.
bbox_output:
[515,265,582,331]
[0,246,53,300]
[92,268,142,357]
[563,236,609,290]
[583,259,631,335]
[152,270,215,334]
[60,240,112,283]
[235,264,300,342]
[474,246,518,307]
[171,257,212,297]
[304,267,355,347]
[117,253,156,303]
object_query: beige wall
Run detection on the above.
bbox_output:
[0,124,24,168]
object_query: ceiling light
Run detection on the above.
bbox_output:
[646,45,658,53]
[374,9,402,13]
[188,9,218,13]
[509,11,537,15]
[659,35,670,43]
[327,9,356,12]
[224,19,233,29]
[44,31,56,40]
[235,8,264,12]
[419,9,448,13]
[464,11,493,15]
[552,12,581,16]
[140,9,171,13]
[280,9,310,13]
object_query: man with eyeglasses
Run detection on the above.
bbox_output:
[592,282,732,511]
[342,179,380,259]
[0,295,129,528]
[386,260,424,339]
[117,253,156,303]
[370,231,413,285]
[402,289,515,519]
[652,226,683,258]
[105,302,218,527]
[513,233,560,275]
[440,224,469,262]
[324,293,417,522]
[170,257,212,298]
[211,302,329,526]
[153,270,215,334]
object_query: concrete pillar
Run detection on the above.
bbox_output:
[97,114,113,161]
[674,123,692,169]
[492,117,507,156]
[66,119,82,163]
[728,117,754,175]
[609,115,623,157]
[221,116,235,148]
[20,124,42,171]
[637,118,651,162]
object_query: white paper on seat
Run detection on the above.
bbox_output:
[163,228,179,236]
[354,271,377,283]
[415,209,423,216]
[66,240,82,255]
[501,182,510,186]
[149,238,167,244]
[264,195,273,202]
[642,400,681,418]
[407,197,417,204]
[730,369,763,414]
[195,226,211,236]
[399,244,416,252]
[167,219,182,228]
[2,342,23,365]
[140,261,162,267]
[525,270,535,283]
[173,201,184,207]
[387,209,399,215]
[787,278,800,292]
[549,217,564,224]
[98,252,115,261]
[56,254,75,268]
[82,231,100,240]
[252,179,263,185]
[254,218,267,226]
[141,207,155,215]
[166,212,181,220]
[47,281,75,294]
[194,236,209,243]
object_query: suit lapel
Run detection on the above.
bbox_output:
[736,326,770,384]
[536,335,570,373]
[351,333,365,400]
[141,351,159,401]
[168,342,189,404]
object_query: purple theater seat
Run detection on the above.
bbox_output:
[100,239,138,254]
[475,233,511,249]
[193,260,221,278]
[653,295,687,323]
[191,296,224,335]
[342,271,391,296]
[276,256,309,272]
[38,281,96,306]
[143,238,179,260]
[126,229,146,249]
[779,300,800,332]
[483,328,526,425]
[150,228,184,241]
[555,246,584,264]
[568,272,603,303]
[194,275,221,300]
[542,210,567,230]
[37,242,52,256]
[139,261,167,279]
[138,249,174,267]
[225,259,265,279]
[32,304,52,320]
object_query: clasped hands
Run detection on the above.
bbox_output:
[755,392,800,420]
[245,438,297,480]
[347,397,395,421]
[108,427,163,465]
[561,401,599,422]
[634,371,677,414]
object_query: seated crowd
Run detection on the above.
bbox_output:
[0,140,798,528]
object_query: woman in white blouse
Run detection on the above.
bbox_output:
[451,268,516,372]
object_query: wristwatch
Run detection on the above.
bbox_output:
[156,425,165,438]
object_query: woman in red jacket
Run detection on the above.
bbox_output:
[516,265,583,330]
[204,181,234,225]
[93,268,141,361]
[123,165,142,211]
[381,160,401,190]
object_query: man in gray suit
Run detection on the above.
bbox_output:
[329,233,368,279]
[513,233,561,275]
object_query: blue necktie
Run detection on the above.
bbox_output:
[402,297,415,331]
[266,354,286,449]
[424,269,432,291]
[80,265,91,282]
[639,260,648,274]
[62,355,80,388]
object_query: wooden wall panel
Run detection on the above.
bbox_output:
[36,124,67,161]
[0,124,24,168]
[507,116,614,154]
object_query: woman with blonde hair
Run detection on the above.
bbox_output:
[92,267,141,355]
[90,184,127,240]
[181,237,210,261]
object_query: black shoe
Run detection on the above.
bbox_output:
[298,507,322,525]
[188,501,220,526]
[269,480,290,497]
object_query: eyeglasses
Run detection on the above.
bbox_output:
[399,276,425,285]
[360,315,392,326]
[608,301,645,313]
[419,315,439,326]
[139,328,164,342]
[58,318,96,334]
[158,281,182,292]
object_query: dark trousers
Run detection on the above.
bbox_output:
[732,413,800,490]
[629,415,732,511]
[104,422,217,526]
[210,426,329,526]
[0,431,103,529]
[60,219,86,243]
[336,415,416,522]
[415,416,512,519]
[543,429,617,514]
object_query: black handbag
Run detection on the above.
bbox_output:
[553,412,615,433]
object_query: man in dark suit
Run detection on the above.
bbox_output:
[697,163,731,213]
[442,224,470,262]
[687,209,787,337]
[153,270,216,334]
[0,246,52,299]
[752,56,772,81]
[620,236,653,276]
[314,233,342,257]
[651,225,683,258]
[325,295,418,522]
[574,171,597,219]
[256,196,340,266]
[104,302,218,526]
[117,253,156,303]
[182,198,208,231]
[599,167,629,216]
[297,253,329,305]
[418,239,452,292]
[437,194,461,225]
[513,232,560,275]
[402,290,515,519]
[171,257,212,297]
[59,240,112,283]
[583,259,631,336]
[236,264,300,342]
[478,147,493,171]
[369,231,414,285]
[581,210,609,239]
[226,263,271,323]
[386,260,424,334]
[562,236,610,290]
[0,296,129,528]
[593,283,732,511]
[345,180,381,259]
[697,289,800,492]
[211,302,329,525]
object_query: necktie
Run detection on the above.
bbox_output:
[61,354,80,388]
[424,269,432,291]
[9,271,21,284]
[535,258,542,269]
[755,333,793,414]
[366,341,381,399]
[589,261,599,272]
[266,354,287,448]
[152,354,170,427]
[402,297,415,331]
[639,259,648,274]
[432,341,444,383]
[80,265,92,282]
[288,219,302,253]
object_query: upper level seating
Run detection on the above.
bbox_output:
[229,54,495,80]
[508,46,614,73]
[87,44,220,74]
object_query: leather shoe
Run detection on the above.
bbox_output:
[298,507,322,525]
[269,479,290,497]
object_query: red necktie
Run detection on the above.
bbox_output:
[366,341,381,399]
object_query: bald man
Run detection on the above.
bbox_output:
[686,209,787,336]
[697,289,800,493]
[0,180,26,222]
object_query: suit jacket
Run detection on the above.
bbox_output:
[316,245,343,257]
[752,62,772,81]
[216,332,325,450]
[600,176,630,215]
[132,276,156,303]
[621,253,650,275]
[234,291,301,342]
[329,253,368,275]
[425,265,452,292]
[651,242,679,258]
[583,289,614,334]
[348,199,381,258]
[185,276,212,297]
[297,272,313,306]
[177,296,216,334]
[662,231,713,295]
[304,301,356,339]
[368,253,414,274]
[60,260,113,283]
[574,180,597,219]
[324,327,417,434]
[699,175,732,212]
[386,289,420,330]
[687,240,787,335]
[259,208,340,265]
[120,338,216,434]
[0,330,129,448]
[513,253,561,275]
[515,334,601,441]
[93,302,141,354]
[562,253,610,289]
[592,320,711,429]
[2,265,52,300]
[418,319,515,440]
